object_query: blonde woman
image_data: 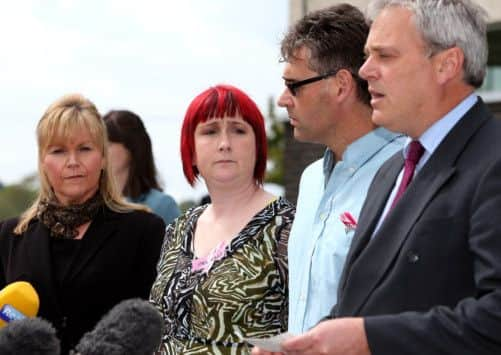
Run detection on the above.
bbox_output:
[0,94,165,354]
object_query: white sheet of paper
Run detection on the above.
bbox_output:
[244,332,293,352]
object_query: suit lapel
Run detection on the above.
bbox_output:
[340,166,455,314]
[338,153,403,296]
[338,99,491,315]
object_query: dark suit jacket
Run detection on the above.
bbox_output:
[331,99,501,354]
[0,206,165,354]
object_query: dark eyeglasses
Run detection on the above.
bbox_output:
[285,70,340,96]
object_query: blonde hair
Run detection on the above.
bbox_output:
[14,93,149,235]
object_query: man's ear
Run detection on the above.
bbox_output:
[435,47,464,85]
[333,69,354,100]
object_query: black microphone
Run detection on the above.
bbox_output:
[73,298,163,355]
[0,317,60,355]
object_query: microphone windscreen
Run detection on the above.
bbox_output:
[75,298,163,355]
[0,281,40,327]
[0,317,60,355]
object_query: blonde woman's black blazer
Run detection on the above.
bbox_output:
[0,206,165,354]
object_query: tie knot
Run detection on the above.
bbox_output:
[406,140,424,165]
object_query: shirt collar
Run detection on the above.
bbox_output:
[323,127,403,180]
[403,93,478,159]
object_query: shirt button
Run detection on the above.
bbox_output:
[407,251,420,263]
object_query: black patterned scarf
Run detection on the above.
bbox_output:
[37,194,104,239]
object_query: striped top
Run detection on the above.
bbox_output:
[150,197,295,354]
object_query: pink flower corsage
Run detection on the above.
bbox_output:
[192,240,228,274]
[340,212,357,233]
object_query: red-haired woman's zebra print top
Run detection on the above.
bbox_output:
[150,197,295,354]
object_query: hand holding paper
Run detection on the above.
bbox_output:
[246,332,292,352]
[251,318,370,355]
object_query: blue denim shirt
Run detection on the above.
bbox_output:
[288,127,405,334]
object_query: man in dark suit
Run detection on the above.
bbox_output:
[253,0,501,354]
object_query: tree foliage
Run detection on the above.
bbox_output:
[0,183,37,221]
[265,96,285,185]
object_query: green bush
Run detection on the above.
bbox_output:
[0,185,37,221]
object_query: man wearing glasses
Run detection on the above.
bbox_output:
[277,4,404,336]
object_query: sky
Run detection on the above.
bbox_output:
[0,0,289,203]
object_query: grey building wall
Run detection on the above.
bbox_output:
[283,125,325,204]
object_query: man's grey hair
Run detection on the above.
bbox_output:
[367,0,488,88]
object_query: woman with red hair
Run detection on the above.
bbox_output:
[150,84,295,354]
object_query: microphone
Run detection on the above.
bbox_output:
[74,298,163,355]
[0,317,60,355]
[0,281,39,327]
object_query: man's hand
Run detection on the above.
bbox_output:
[252,318,370,355]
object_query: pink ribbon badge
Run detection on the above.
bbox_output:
[340,212,357,233]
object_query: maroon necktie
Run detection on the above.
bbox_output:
[390,140,424,210]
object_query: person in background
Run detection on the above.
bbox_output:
[0,94,165,354]
[263,3,404,340]
[103,109,180,225]
[149,84,295,354]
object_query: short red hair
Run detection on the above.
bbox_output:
[181,84,267,186]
